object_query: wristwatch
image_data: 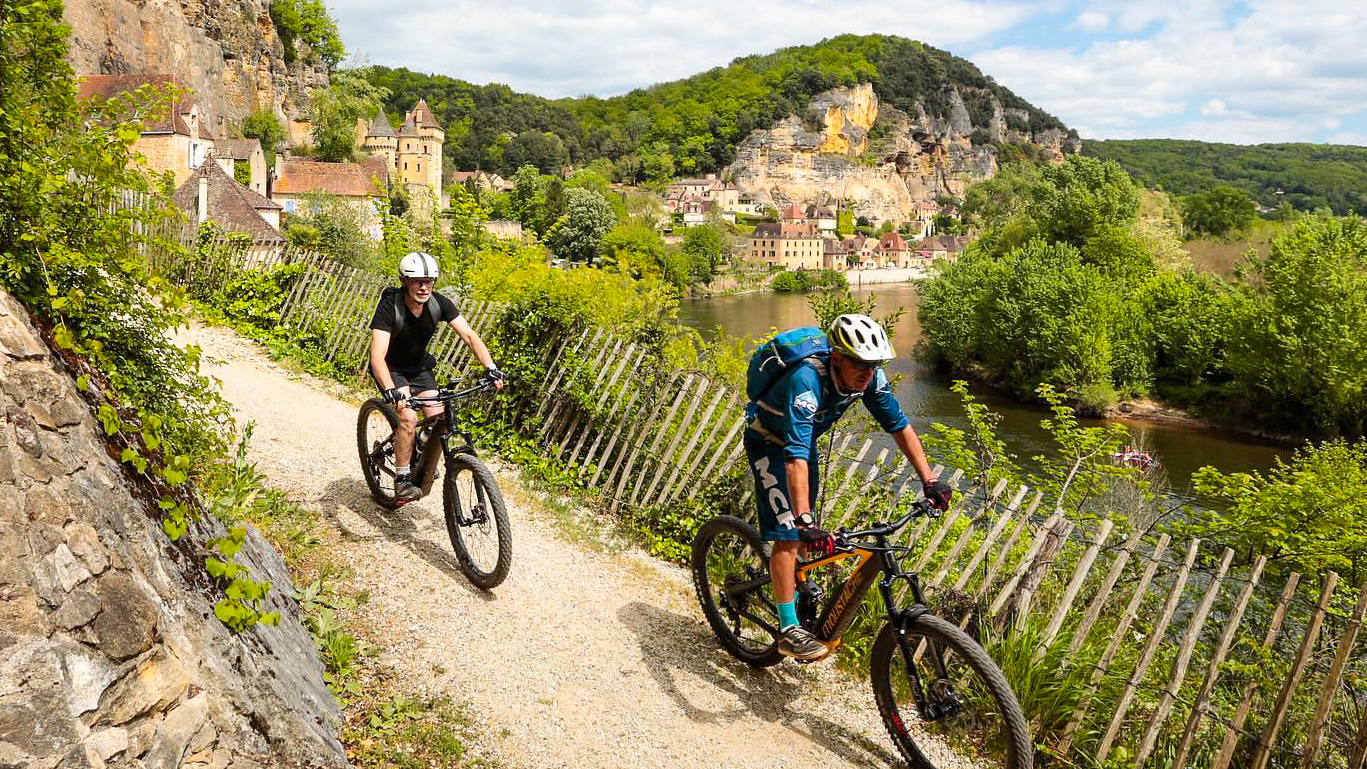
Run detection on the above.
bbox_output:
[795,512,815,527]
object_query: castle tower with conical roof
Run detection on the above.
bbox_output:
[394,97,444,198]
[361,109,398,171]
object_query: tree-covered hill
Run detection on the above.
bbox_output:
[1084,139,1367,215]
[362,34,1073,182]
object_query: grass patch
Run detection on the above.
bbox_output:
[342,688,498,768]
[1183,219,1289,276]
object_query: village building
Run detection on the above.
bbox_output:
[78,74,223,188]
[171,159,283,244]
[878,232,911,267]
[481,220,524,240]
[664,175,740,213]
[450,170,514,193]
[748,221,826,270]
[210,139,267,196]
[805,204,838,235]
[915,234,972,264]
[271,156,390,239]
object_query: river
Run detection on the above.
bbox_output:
[677,283,1290,503]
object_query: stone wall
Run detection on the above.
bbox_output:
[0,290,345,768]
[63,0,326,127]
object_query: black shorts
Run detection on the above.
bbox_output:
[373,367,438,395]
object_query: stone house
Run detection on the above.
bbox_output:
[664,175,740,213]
[749,222,825,270]
[878,232,910,267]
[842,236,880,269]
[211,139,267,196]
[271,156,390,239]
[78,74,220,188]
[449,170,514,193]
[806,204,838,235]
[171,160,283,245]
[915,235,972,264]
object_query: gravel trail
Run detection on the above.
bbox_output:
[189,325,974,769]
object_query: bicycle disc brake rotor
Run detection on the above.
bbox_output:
[927,677,963,720]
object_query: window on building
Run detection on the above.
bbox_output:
[404,162,408,170]
[284,199,296,213]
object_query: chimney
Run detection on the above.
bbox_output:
[197,174,209,225]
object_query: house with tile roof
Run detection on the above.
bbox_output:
[210,139,267,196]
[172,160,283,244]
[878,232,911,267]
[78,74,223,188]
[915,235,972,264]
[748,222,826,270]
[272,156,390,239]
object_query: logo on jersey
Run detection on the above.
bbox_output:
[753,455,795,528]
[874,368,892,394]
[792,390,818,416]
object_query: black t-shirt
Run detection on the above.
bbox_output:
[368,289,461,374]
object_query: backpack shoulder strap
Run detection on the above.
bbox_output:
[390,287,405,334]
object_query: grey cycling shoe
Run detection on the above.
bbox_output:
[778,625,828,660]
[394,474,423,502]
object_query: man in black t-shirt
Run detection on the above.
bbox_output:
[369,251,504,501]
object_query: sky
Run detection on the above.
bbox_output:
[326,0,1367,145]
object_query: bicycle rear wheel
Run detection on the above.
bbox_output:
[870,614,1032,769]
[691,516,782,668]
[357,399,400,509]
[443,454,512,589]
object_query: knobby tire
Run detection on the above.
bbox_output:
[691,516,783,668]
[443,454,512,589]
[357,398,400,509]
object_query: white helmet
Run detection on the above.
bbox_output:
[828,314,895,363]
[398,251,439,279]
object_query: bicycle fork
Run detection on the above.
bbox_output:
[884,571,963,722]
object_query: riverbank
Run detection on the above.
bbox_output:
[843,267,926,288]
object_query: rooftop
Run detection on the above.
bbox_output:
[273,157,389,197]
[171,160,282,243]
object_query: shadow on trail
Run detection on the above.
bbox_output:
[617,600,900,768]
[321,478,496,601]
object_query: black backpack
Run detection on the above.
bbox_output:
[384,286,451,334]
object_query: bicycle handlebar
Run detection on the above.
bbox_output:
[837,498,939,544]
[402,378,497,408]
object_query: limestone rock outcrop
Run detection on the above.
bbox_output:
[727,83,1082,223]
[0,290,344,768]
[63,0,325,127]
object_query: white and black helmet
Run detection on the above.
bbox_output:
[828,314,895,363]
[398,251,439,279]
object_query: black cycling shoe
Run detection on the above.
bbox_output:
[394,474,422,502]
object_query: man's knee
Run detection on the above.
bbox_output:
[397,407,418,429]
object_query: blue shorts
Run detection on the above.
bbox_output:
[744,437,820,541]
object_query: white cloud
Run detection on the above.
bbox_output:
[1072,10,1109,31]
[974,0,1367,142]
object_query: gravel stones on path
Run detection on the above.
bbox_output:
[188,325,979,769]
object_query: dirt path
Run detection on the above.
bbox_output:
[188,325,967,769]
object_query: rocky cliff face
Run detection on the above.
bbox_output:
[0,290,345,768]
[727,83,1082,223]
[63,0,325,128]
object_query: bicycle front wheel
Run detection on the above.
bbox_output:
[870,614,1032,769]
[443,454,512,589]
[691,516,782,668]
[357,398,400,509]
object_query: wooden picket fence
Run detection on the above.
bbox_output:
[141,215,1367,768]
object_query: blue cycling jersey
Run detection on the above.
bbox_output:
[743,356,908,460]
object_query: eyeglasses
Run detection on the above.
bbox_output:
[839,355,881,372]
[407,279,436,288]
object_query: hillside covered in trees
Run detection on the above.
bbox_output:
[1084,139,1367,215]
[362,34,1074,181]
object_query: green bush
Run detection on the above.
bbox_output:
[771,268,848,293]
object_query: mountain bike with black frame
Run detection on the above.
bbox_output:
[357,376,512,589]
[691,498,1032,769]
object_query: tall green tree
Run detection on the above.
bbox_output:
[547,188,615,264]
[309,70,388,162]
[1180,186,1256,238]
[240,108,287,170]
[681,225,723,282]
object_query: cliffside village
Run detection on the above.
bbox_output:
[79,74,969,272]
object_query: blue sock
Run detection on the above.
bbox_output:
[777,600,798,630]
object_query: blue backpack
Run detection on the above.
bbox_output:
[745,326,829,402]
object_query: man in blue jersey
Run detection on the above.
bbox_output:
[744,314,952,660]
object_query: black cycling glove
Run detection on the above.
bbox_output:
[924,478,953,511]
[484,366,505,384]
[383,387,406,404]
[798,525,835,557]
